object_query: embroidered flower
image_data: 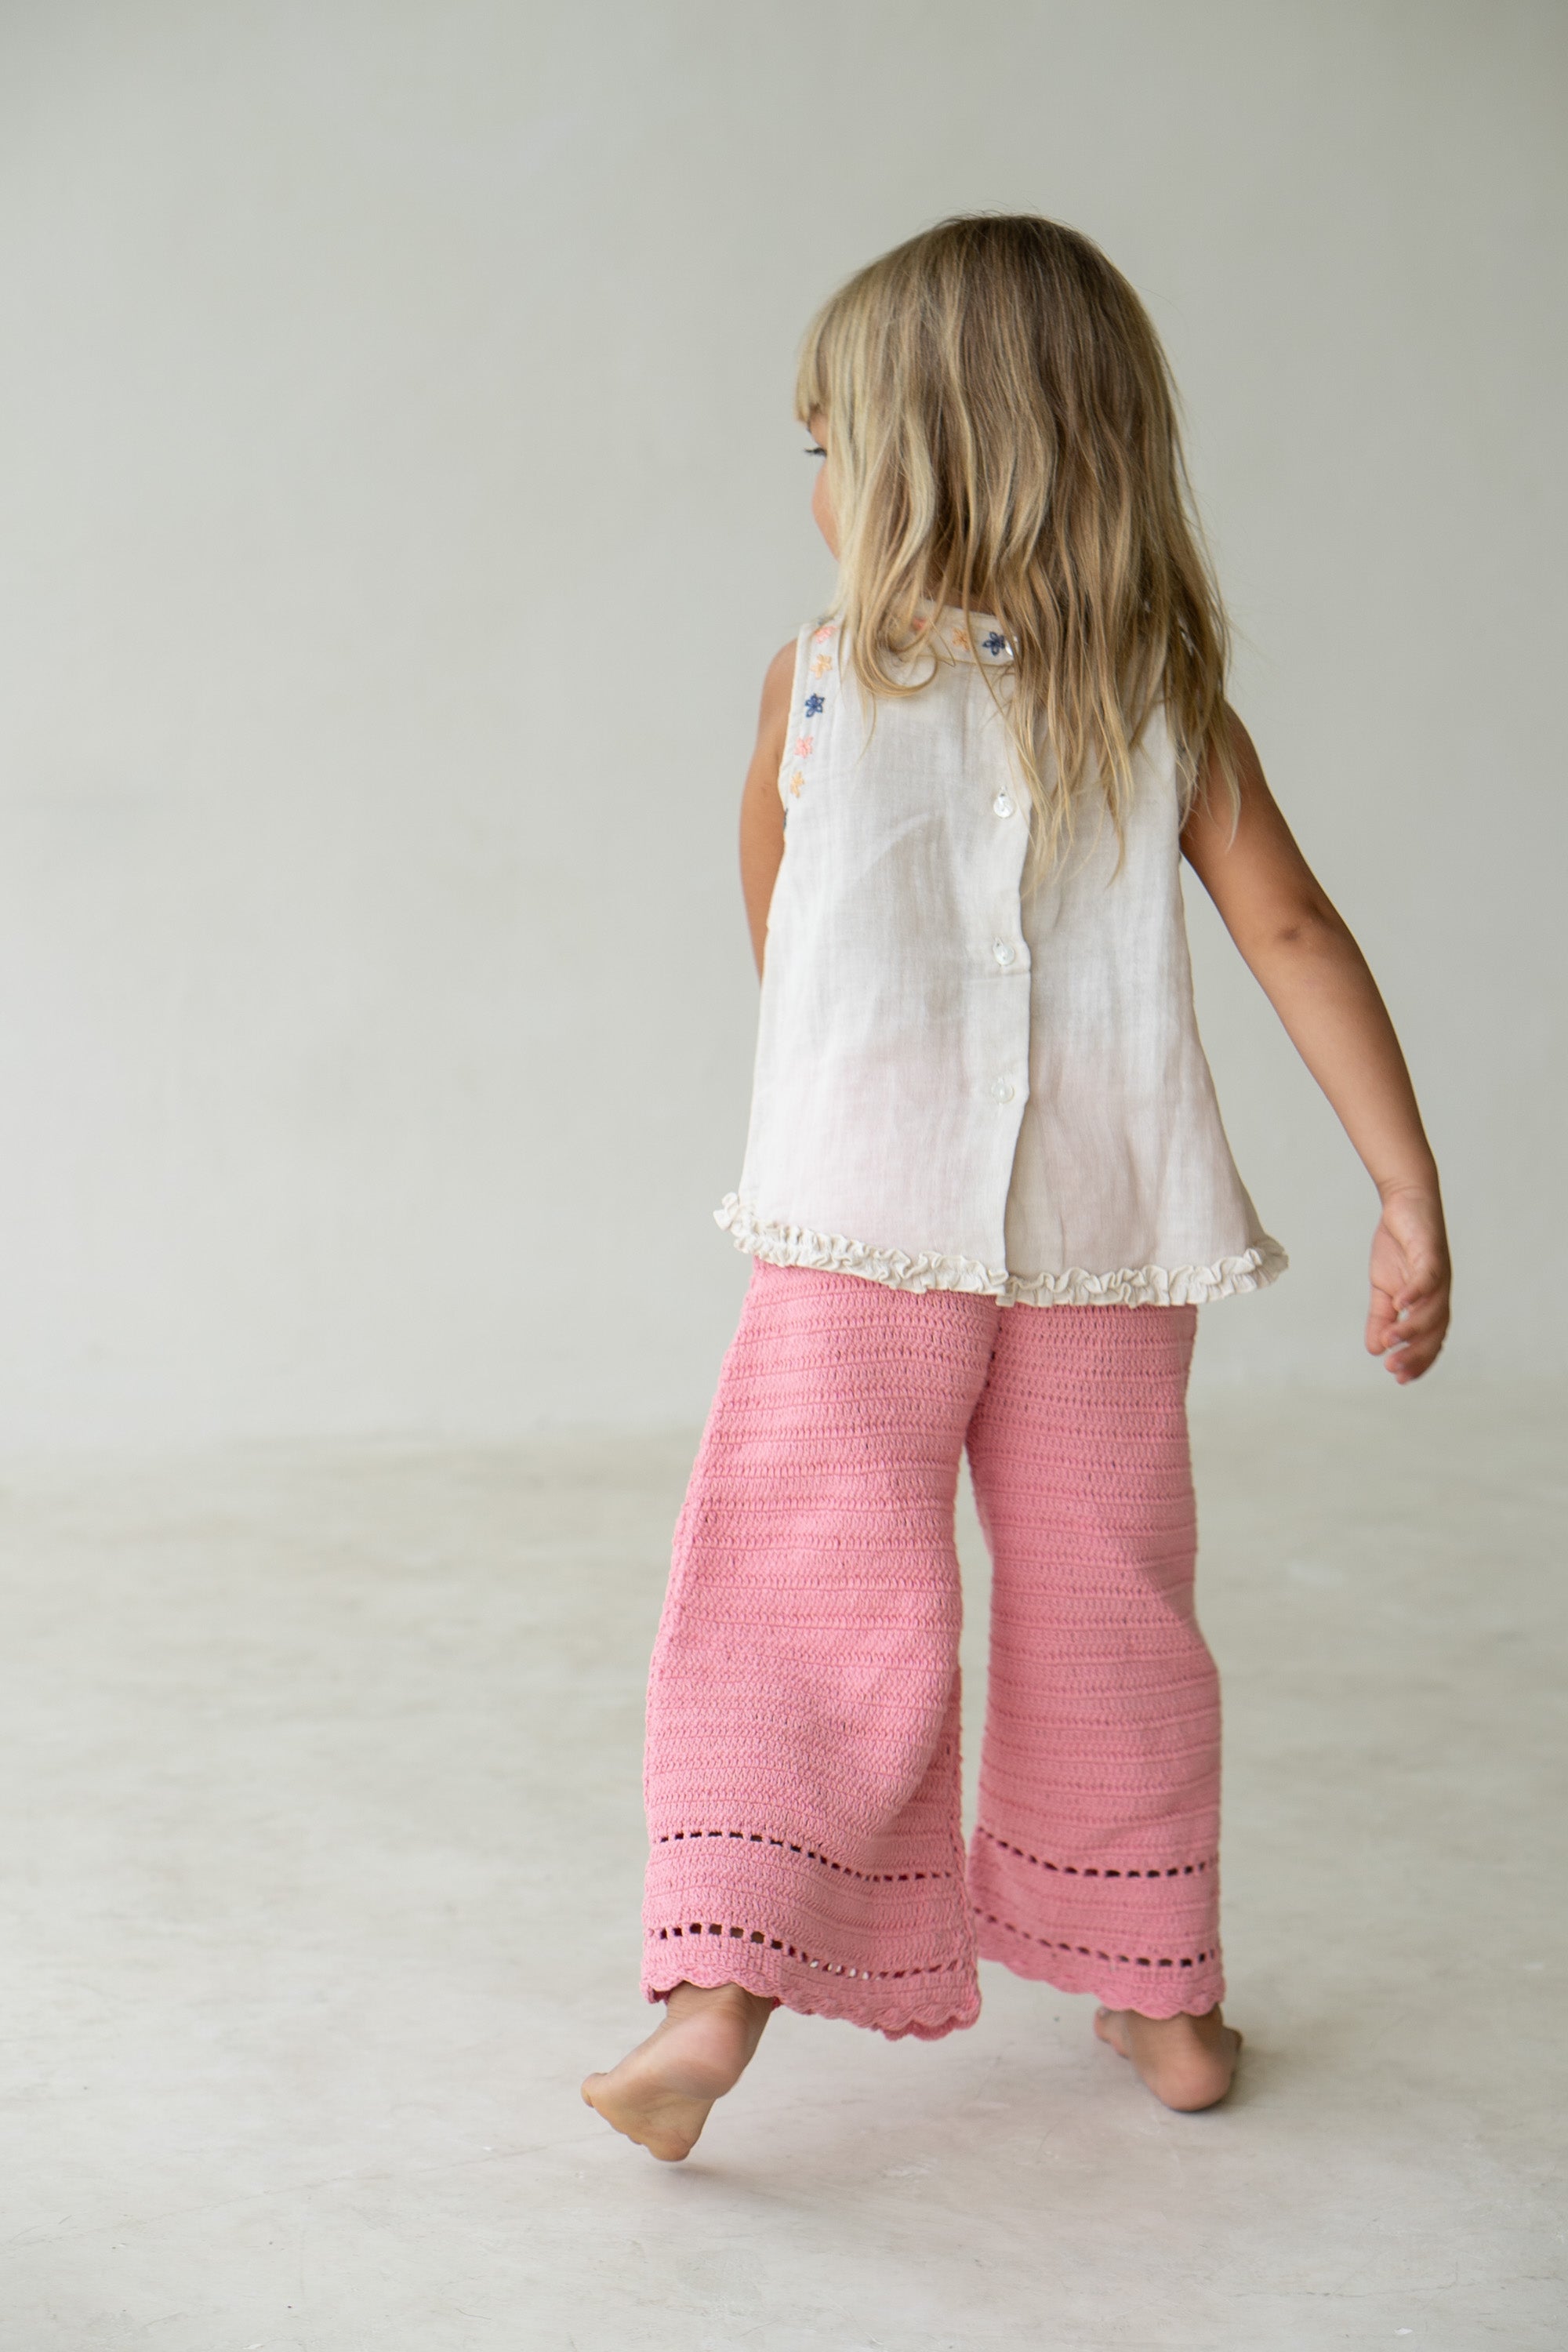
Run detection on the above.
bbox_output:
[812,623,837,644]
[804,692,824,717]
[983,630,1007,655]
[810,653,832,678]
[793,734,814,757]
[789,769,805,797]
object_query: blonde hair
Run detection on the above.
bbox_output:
[795,214,1236,877]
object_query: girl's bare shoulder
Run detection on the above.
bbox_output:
[760,637,797,718]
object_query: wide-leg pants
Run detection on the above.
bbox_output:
[641,1261,1222,2040]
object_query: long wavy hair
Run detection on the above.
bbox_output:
[795,214,1236,878]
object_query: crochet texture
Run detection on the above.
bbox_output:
[642,1262,1223,2038]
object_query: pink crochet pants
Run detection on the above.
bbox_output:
[642,1261,1221,2040]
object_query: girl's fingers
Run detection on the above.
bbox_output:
[1400,1305,1448,1342]
[1383,1310,1448,1379]
[1388,1340,1443,1382]
[1371,1217,1450,1379]
[1366,1279,1401,1353]
[1370,1286,1450,1378]
[1395,1298,1450,1349]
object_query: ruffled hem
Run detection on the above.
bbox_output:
[715,1196,1288,1309]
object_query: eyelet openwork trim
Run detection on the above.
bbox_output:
[975,1824,1214,1880]
[655,1826,957,1886]
[715,1195,1287,1309]
[975,1909,1216,1972]
[649,1918,968,1984]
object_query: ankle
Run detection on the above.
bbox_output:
[665,1980,775,2022]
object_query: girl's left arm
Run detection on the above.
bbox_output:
[1181,711,1451,1383]
[738,641,794,977]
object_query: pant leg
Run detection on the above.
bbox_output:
[642,1259,996,2040]
[964,1302,1224,2017]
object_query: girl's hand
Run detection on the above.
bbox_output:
[1366,1186,1450,1383]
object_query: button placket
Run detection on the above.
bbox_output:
[978,732,1029,1226]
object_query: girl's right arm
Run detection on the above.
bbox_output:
[738,641,796,976]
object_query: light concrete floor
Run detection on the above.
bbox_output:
[0,1379,1563,2350]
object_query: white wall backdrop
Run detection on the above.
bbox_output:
[0,0,1562,1452]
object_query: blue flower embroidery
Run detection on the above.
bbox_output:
[983,631,1007,656]
[804,692,825,717]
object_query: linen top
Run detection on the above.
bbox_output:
[715,612,1287,1307]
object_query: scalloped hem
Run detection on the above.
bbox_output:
[644,1945,980,2042]
[715,1196,1287,1309]
[974,1916,1225,2018]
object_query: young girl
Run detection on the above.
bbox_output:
[583,215,1450,2160]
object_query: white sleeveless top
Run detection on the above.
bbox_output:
[716,613,1287,1308]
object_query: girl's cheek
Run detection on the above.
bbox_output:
[811,469,838,555]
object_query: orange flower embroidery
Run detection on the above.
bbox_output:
[789,770,805,797]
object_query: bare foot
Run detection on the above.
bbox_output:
[1094,2004,1242,2111]
[581,1981,777,2160]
